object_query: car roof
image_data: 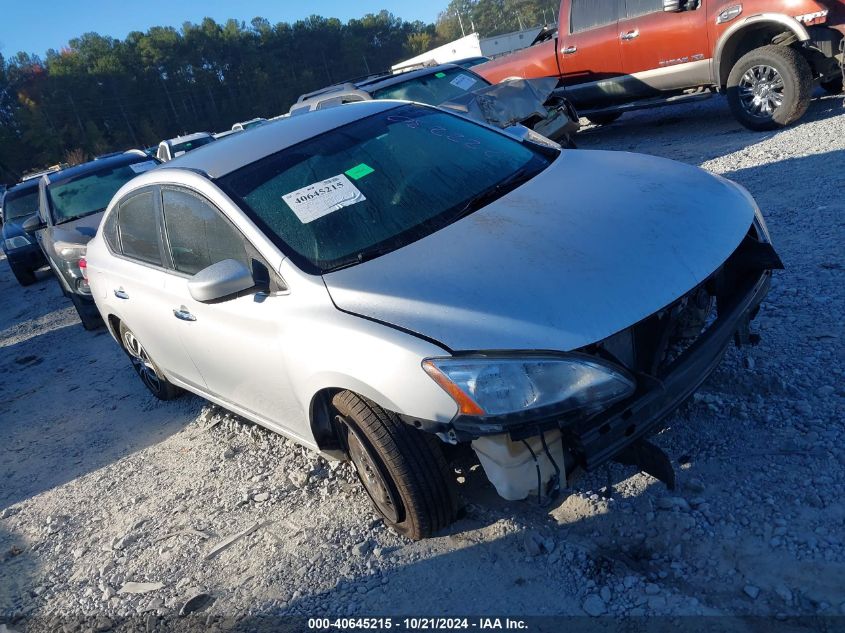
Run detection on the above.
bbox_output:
[162,131,213,146]
[4,177,41,198]
[168,100,402,180]
[42,153,151,186]
[297,63,484,103]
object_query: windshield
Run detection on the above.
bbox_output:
[48,163,146,224]
[219,104,552,273]
[242,120,266,130]
[3,188,40,222]
[171,136,214,155]
[372,68,490,106]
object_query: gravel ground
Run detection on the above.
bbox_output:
[1,91,843,631]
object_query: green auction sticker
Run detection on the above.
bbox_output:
[345,163,375,180]
[435,72,446,78]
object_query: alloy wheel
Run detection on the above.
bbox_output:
[122,329,162,395]
[738,65,785,118]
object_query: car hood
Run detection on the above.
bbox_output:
[48,212,104,247]
[322,150,755,352]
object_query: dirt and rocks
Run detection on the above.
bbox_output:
[1,91,843,631]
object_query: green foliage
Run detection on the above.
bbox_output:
[0,11,436,183]
[436,0,559,40]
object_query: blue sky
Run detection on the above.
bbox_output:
[0,1,442,58]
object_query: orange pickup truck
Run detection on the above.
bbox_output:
[474,0,845,130]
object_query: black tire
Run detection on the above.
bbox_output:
[69,294,103,331]
[118,321,183,400]
[821,76,843,95]
[10,263,36,286]
[333,390,459,540]
[586,112,622,126]
[726,45,812,131]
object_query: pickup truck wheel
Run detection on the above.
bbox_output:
[727,45,812,131]
[586,113,622,126]
[333,390,459,540]
[119,322,183,400]
[821,76,843,95]
[10,263,36,286]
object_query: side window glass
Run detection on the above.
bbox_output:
[625,0,666,18]
[571,0,621,32]
[162,188,248,276]
[103,209,120,253]
[118,191,162,266]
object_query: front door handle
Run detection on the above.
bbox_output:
[114,289,129,300]
[561,45,577,54]
[173,308,196,322]
[620,29,640,41]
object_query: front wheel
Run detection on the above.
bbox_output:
[119,321,183,400]
[10,263,36,286]
[726,45,812,131]
[332,390,459,540]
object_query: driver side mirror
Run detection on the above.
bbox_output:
[663,0,682,10]
[188,259,255,302]
[22,214,46,234]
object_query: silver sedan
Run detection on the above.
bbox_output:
[85,100,781,539]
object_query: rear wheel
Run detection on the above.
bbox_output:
[332,390,459,540]
[69,294,103,331]
[119,321,183,400]
[10,263,36,286]
[586,112,622,126]
[727,45,812,131]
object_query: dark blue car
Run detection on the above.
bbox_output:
[2,179,47,285]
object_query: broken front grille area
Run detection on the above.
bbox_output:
[565,226,781,469]
[583,223,776,381]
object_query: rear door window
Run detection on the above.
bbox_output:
[571,0,622,32]
[161,188,248,275]
[117,191,163,266]
[625,0,666,18]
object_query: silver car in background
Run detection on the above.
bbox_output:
[156,132,215,162]
[85,101,781,539]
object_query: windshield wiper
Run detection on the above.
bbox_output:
[323,245,398,274]
[454,166,535,219]
[57,207,107,225]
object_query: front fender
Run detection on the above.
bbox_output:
[713,13,811,85]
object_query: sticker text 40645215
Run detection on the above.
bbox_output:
[282,174,367,224]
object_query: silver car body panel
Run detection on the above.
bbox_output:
[86,102,756,453]
[170,101,401,179]
[86,168,458,450]
[323,150,754,353]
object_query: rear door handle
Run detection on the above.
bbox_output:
[173,308,196,322]
[114,289,129,300]
[620,29,640,41]
[561,45,577,54]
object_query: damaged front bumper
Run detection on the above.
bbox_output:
[405,232,781,498]
[573,268,771,473]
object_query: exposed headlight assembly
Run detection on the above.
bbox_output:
[422,355,635,418]
[4,236,31,250]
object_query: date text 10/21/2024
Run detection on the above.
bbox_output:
[307,618,530,630]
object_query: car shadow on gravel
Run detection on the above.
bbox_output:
[0,266,69,327]
[722,148,845,203]
[575,92,845,165]
[0,320,205,511]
